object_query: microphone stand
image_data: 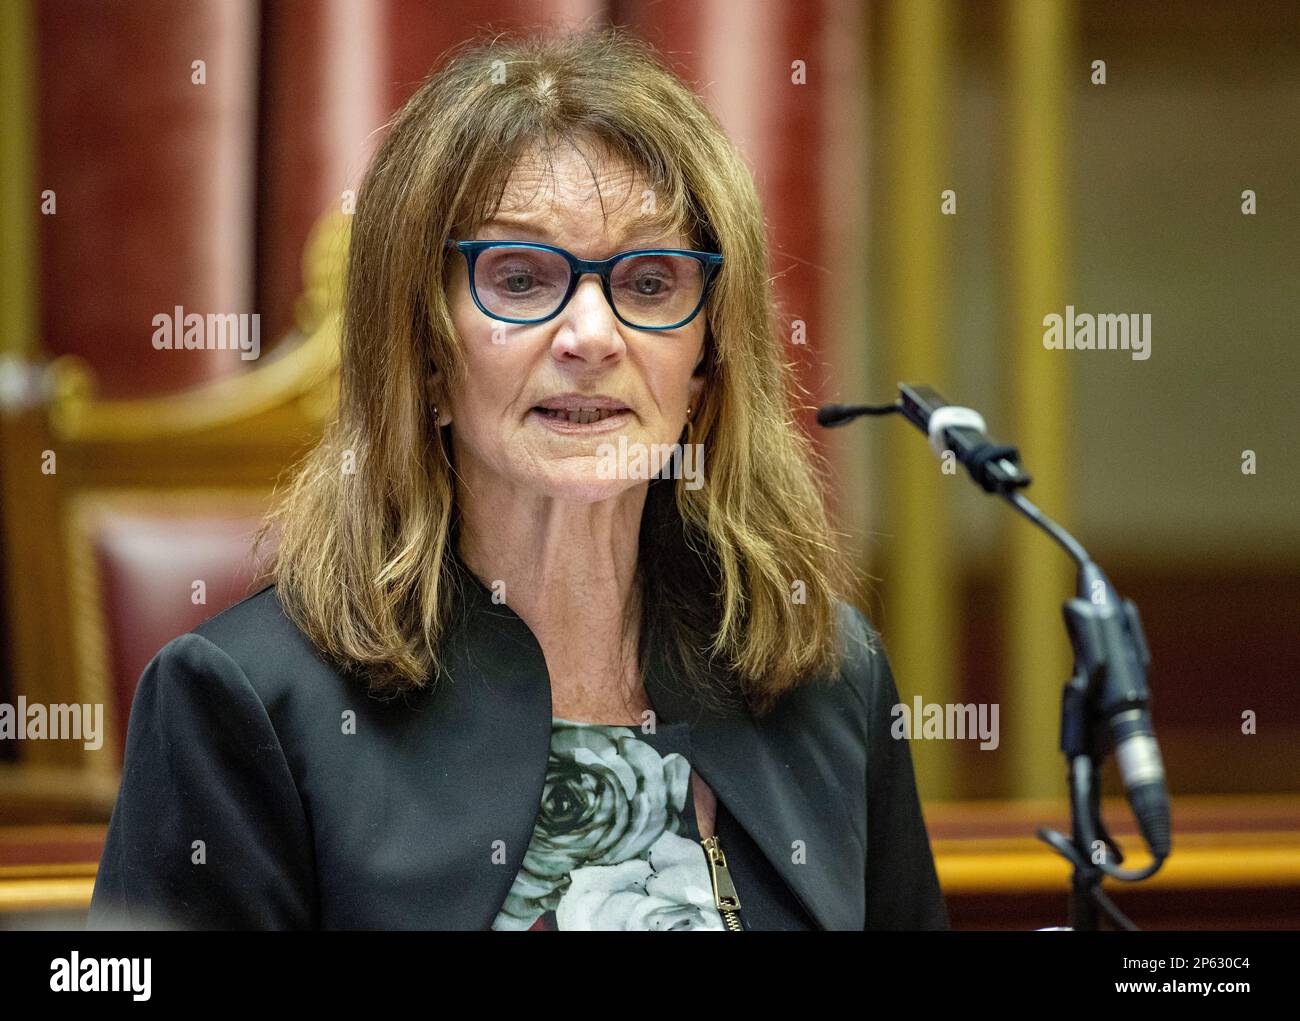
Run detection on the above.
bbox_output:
[818,386,1170,931]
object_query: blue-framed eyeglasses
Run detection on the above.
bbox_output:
[444,239,724,331]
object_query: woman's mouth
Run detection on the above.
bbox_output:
[533,407,623,424]
[530,406,632,432]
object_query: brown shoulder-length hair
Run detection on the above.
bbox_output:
[262,27,861,718]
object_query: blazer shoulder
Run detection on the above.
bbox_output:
[192,582,290,648]
[189,583,346,709]
[832,599,888,719]
[93,606,316,930]
[777,599,888,732]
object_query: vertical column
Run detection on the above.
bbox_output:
[882,0,959,798]
[36,0,259,397]
[0,0,82,768]
[384,0,605,112]
[820,0,872,557]
[1005,0,1075,798]
[616,0,833,460]
[0,0,37,362]
[0,0,40,757]
[258,0,387,345]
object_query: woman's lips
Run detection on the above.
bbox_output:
[529,407,632,433]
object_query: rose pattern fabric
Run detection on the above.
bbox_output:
[555,832,725,930]
[491,718,727,931]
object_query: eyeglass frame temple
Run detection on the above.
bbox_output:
[443,239,723,330]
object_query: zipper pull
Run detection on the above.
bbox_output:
[701,834,742,912]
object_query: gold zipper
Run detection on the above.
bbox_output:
[701,834,744,931]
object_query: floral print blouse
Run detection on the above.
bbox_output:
[492,717,767,931]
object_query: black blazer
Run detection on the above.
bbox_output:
[88,564,949,931]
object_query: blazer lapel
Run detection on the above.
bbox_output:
[641,635,865,931]
[434,565,554,928]
[449,560,864,931]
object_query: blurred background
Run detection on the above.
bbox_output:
[0,0,1296,929]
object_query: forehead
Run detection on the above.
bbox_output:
[476,140,685,250]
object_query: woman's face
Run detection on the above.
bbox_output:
[442,140,708,504]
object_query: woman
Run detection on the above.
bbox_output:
[88,29,948,931]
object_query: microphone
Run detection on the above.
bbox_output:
[815,402,897,428]
[1071,563,1171,859]
[896,383,1032,493]
[816,382,1172,879]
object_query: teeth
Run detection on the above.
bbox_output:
[539,407,622,424]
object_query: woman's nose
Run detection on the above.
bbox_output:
[552,276,625,361]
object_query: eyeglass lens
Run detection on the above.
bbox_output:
[472,246,706,327]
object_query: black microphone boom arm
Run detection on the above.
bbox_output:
[817,382,1170,932]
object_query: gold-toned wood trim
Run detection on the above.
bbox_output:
[3,837,1294,911]
[3,797,1295,912]
[935,837,1300,892]
[0,406,79,768]
[0,877,97,912]
[0,863,99,880]
[63,496,116,779]
[0,767,118,822]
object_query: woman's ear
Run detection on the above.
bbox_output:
[688,336,709,409]
[694,330,710,372]
[428,371,453,428]
[687,374,705,413]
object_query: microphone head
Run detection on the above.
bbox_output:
[816,400,902,428]
[816,404,857,427]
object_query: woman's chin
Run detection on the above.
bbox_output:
[529,464,645,504]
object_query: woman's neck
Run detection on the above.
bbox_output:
[456,475,651,723]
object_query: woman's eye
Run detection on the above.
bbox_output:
[504,272,535,293]
[623,268,676,298]
[633,274,667,296]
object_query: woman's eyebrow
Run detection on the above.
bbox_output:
[477,218,545,239]
[478,219,682,248]
[618,227,684,248]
